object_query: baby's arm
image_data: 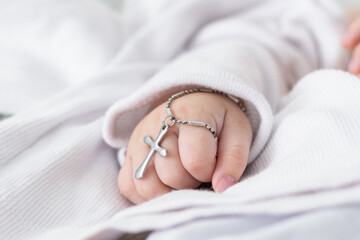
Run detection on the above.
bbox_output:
[119,92,252,204]
[342,10,360,74]
[103,1,345,205]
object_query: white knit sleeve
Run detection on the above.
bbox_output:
[103,0,347,164]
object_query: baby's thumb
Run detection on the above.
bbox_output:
[212,109,252,193]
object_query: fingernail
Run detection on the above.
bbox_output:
[215,175,236,193]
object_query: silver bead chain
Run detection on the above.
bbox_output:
[163,88,247,141]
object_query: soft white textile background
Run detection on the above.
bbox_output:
[149,204,360,240]
[0,0,359,240]
[334,0,360,9]
[100,0,360,11]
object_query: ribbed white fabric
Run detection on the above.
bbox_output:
[0,0,358,239]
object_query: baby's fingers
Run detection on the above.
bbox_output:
[342,18,360,49]
[178,113,218,183]
[348,44,360,75]
[131,127,172,200]
[212,108,252,193]
[118,119,172,203]
[154,129,201,189]
[118,154,146,204]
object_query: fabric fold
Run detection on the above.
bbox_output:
[0,0,355,239]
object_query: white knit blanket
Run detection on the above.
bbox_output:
[0,0,359,239]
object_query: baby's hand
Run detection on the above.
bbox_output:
[118,92,252,204]
[342,16,360,75]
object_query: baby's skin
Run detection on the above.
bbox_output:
[118,92,252,204]
[118,15,360,205]
[342,15,360,75]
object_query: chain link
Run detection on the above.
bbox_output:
[162,88,247,141]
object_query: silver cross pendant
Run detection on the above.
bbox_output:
[135,123,170,180]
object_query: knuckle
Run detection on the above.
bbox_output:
[158,168,199,189]
[180,136,216,181]
[155,151,201,189]
[183,156,206,173]
[183,156,213,182]
[159,171,181,188]
[136,181,159,199]
[118,172,134,199]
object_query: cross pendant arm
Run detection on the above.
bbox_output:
[135,124,170,180]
